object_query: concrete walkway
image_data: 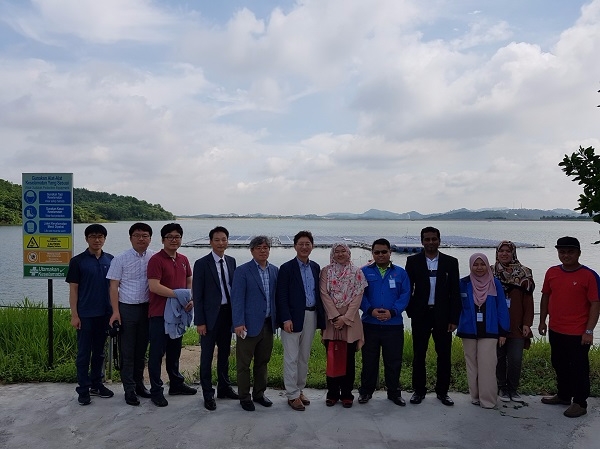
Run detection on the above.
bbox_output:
[0,383,598,449]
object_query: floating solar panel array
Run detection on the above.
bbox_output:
[182,235,541,251]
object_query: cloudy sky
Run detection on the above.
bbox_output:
[1,0,599,216]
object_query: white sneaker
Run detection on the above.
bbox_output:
[499,389,511,402]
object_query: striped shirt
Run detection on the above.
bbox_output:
[106,248,156,304]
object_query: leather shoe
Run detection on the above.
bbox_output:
[204,398,217,411]
[168,384,197,396]
[253,396,273,407]
[151,395,168,407]
[299,393,310,406]
[388,395,406,406]
[410,392,425,404]
[125,391,140,406]
[217,388,239,400]
[358,393,372,404]
[288,397,305,411]
[437,394,454,406]
[240,400,255,411]
[135,385,152,398]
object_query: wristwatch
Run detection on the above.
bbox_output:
[584,329,594,335]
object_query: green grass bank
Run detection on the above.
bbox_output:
[2,302,599,396]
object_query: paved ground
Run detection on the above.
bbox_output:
[0,383,598,449]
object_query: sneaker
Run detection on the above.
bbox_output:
[563,403,587,418]
[78,392,91,406]
[510,392,524,403]
[541,394,571,405]
[168,384,197,396]
[499,389,511,402]
[90,385,114,398]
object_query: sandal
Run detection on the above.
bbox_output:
[326,398,338,407]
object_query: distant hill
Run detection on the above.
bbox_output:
[180,208,584,221]
[0,178,175,225]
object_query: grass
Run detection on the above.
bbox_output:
[2,301,600,397]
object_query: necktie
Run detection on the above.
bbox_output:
[219,259,231,303]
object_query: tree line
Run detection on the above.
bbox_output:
[0,178,175,225]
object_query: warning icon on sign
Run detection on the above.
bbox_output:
[27,237,40,248]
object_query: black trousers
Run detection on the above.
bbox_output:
[411,308,453,396]
[118,302,149,393]
[75,315,109,395]
[200,304,234,399]
[148,316,185,396]
[324,340,357,401]
[549,329,590,407]
[359,323,404,397]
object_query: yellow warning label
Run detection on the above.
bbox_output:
[24,235,71,250]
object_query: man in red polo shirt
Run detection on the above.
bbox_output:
[539,236,600,418]
[147,223,196,407]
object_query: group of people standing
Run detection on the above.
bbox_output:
[67,223,599,419]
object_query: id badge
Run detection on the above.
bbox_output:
[389,279,396,289]
[506,299,511,308]
[476,312,484,322]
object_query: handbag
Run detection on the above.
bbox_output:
[326,332,347,377]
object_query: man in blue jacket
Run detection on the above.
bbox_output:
[276,230,325,411]
[231,236,278,411]
[358,238,411,406]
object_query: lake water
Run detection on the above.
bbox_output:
[2,218,599,338]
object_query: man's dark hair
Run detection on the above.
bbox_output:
[371,238,391,250]
[160,223,184,239]
[249,235,271,249]
[129,222,153,237]
[209,226,229,240]
[294,230,314,245]
[420,226,440,241]
[85,224,108,237]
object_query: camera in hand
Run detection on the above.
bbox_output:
[107,320,121,338]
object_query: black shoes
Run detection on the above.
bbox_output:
[78,392,91,406]
[151,395,168,407]
[125,391,140,406]
[204,398,217,411]
[388,395,406,406]
[410,392,425,404]
[253,396,273,407]
[135,385,152,398]
[437,394,454,406]
[240,400,255,411]
[90,385,114,398]
[217,388,239,400]
[358,393,372,404]
[168,384,197,396]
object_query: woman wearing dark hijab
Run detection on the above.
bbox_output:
[492,241,535,403]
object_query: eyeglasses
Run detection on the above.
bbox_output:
[373,250,389,255]
[132,234,151,239]
[164,235,182,241]
[87,234,105,240]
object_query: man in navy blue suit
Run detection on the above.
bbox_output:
[276,231,325,411]
[231,236,279,411]
[193,226,239,411]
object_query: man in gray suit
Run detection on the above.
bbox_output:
[193,226,238,411]
[231,236,278,411]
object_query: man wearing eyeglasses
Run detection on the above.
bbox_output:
[358,238,410,406]
[106,223,155,406]
[147,223,196,407]
[405,226,460,407]
[231,236,278,411]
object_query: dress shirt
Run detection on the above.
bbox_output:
[212,251,231,305]
[296,257,316,308]
[253,259,271,318]
[106,248,156,304]
[426,255,439,306]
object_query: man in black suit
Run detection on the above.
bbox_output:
[276,231,325,411]
[405,226,460,407]
[193,226,238,411]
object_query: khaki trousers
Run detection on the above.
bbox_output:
[462,338,498,408]
[281,310,317,400]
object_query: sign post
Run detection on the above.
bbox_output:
[22,173,73,367]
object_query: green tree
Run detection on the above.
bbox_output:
[559,146,600,224]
